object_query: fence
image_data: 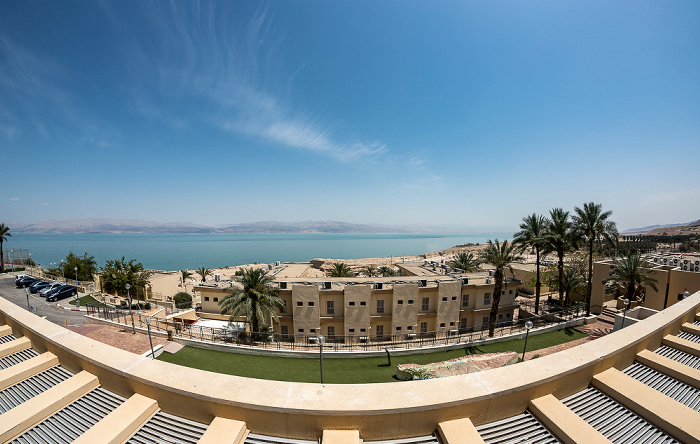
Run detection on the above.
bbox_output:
[86,303,586,353]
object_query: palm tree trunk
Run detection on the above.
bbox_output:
[0,240,4,272]
[585,239,593,316]
[558,253,564,305]
[535,247,540,315]
[488,271,503,337]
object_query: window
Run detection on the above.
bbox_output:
[452,296,457,301]
[396,327,402,331]
[460,318,467,329]
[420,322,427,333]
[482,317,489,328]
[349,301,355,306]
[327,300,334,314]
[204,297,210,301]
[462,294,469,307]
[507,313,512,319]
[296,301,303,307]
[308,301,315,306]
[502,291,506,296]
[397,300,404,305]
[439,323,446,328]
[281,325,288,337]
[442,297,447,302]
[422,297,429,311]
[298,329,304,333]
[450,322,455,327]
[405,325,412,331]
[328,326,335,338]
[360,328,366,333]
[376,325,383,337]
[213,297,218,302]
[377,300,384,313]
[509,290,513,295]
[484,293,491,305]
[498,314,503,320]
[360,301,366,306]
[310,328,316,333]
[349,328,355,333]
[408,300,414,305]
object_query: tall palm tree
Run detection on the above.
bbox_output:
[561,268,585,307]
[544,208,577,305]
[0,223,12,272]
[513,214,548,314]
[196,267,211,282]
[572,202,618,316]
[363,265,378,277]
[180,269,193,290]
[479,239,523,337]
[448,252,481,273]
[218,268,286,335]
[378,266,396,277]
[328,262,353,277]
[605,254,658,305]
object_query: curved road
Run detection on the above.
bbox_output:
[0,274,86,326]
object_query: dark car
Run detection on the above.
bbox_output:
[16,276,39,288]
[39,282,64,297]
[29,281,50,293]
[46,285,78,302]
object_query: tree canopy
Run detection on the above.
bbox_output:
[101,257,153,298]
[0,223,11,272]
[479,239,523,337]
[51,252,98,282]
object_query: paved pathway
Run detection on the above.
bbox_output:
[65,324,169,355]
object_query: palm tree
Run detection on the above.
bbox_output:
[196,267,211,282]
[180,269,193,291]
[363,265,378,277]
[512,214,548,314]
[328,262,353,277]
[572,202,618,316]
[561,268,585,307]
[448,252,480,273]
[378,266,396,277]
[0,223,11,272]
[479,239,523,337]
[218,268,286,335]
[605,254,658,305]
[544,208,578,305]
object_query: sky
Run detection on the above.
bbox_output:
[1,0,699,232]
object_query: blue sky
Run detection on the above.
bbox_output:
[2,1,699,231]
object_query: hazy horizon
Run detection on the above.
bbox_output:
[2,1,699,230]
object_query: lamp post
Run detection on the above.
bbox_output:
[521,320,533,362]
[621,298,630,330]
[318,335,326,384]
[74,266,79,308]
[61,260,65,283]
[25,287,30,311]
[10,249,13,272]
[126,283,135,334]
[146,317,155,359]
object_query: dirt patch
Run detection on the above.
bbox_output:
[396,351,518,380]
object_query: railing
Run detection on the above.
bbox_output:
[86,303,586,352]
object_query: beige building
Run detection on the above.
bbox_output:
[199,270,522,340]
[591,253,700,313]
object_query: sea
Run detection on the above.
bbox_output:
[7,233,513,271]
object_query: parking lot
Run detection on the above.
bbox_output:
[0,273,87,326]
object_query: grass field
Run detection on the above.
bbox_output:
[68,295,108,307]
[157,327,587,384]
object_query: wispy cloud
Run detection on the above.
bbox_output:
[9,197,19,201]
[121,3,387,163]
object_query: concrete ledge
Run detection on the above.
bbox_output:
[0,352,59,391]
[0,370,99,442]
[0,324,12,337]
[592,368,700,444]
[635,349,700,390]
[73,393,159,444]
[662,335,700,357]
[529,394,611,444]
[198,417,248,444]
[437,418,484,444]
[0,336,31,358]
[321,430,361,444]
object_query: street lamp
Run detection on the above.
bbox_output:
[74,266,79,308]
[126,283,135,334]
[25,287,30,311]
[146,317,155,359]
[621,298,630,330]
[318,334,326,384]
[521,320,533,362]
[61,260,65,283]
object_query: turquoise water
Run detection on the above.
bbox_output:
[7,233,513,271]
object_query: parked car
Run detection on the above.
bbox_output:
[29,281,50,293]
[39,282,64,297]
[46,285,78,302]
[16,276,39,288]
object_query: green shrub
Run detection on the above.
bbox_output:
[173,292,192,308]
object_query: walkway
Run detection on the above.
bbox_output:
[66,324,168,355]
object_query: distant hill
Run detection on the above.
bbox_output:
[9,218,470,235]
[643,219,700,236]
[622,220,697,234]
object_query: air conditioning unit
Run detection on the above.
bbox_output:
[653,258,658,263]
[374,283,383,290]
[462,277,469,285]
[419,279,427,287]
[663,258,668,263]
[673,258,679,264]
[488,270,495,277]
[278,281,287,290]
[323,282,332,290]
[695,266,699,272]
[683,266,689,271]
[214,273,221,282]
[695,261,699,266]
[684,260,689,265]
[486,278,491,284]
[276,261,281,266]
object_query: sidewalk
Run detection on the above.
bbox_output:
[66,324,168,355]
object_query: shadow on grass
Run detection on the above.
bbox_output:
[464,346,483,355]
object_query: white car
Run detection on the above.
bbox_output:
[39,282,63,297]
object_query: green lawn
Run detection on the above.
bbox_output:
[157,327,586,384]
[69,295,108,308]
